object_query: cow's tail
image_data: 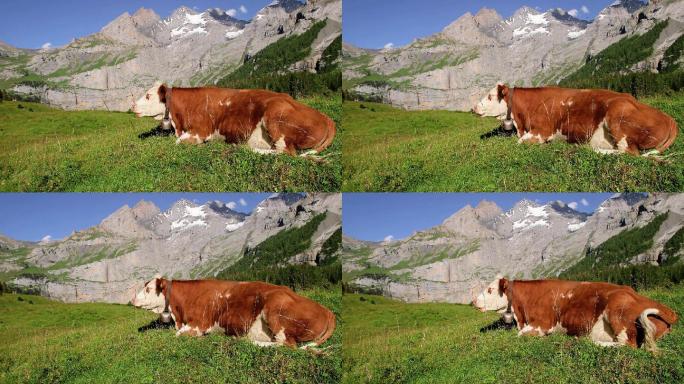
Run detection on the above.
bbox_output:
[638,305,678,352]
[313,115,336,154]
[656,117,678,154]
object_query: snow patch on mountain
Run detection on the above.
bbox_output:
[514,26,550,37]
[226,222,245,231]
[568,222,586,232]
[568,29,586,39]
[513,218,549,230]
[171,218,207,230]
[527,13,549,25]
[226,29,244,39]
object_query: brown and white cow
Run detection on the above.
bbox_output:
[473,84,678,155]
[473,276,678,351]
[131,277,336,348]
[132,82,336,156]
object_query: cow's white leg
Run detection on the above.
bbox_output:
[589,311,618,345]
[176,132,202,144]
[517,132,544,144]
[247,118,276,155]
[251,340,282,347]
[176,324,201,336]
[590,121,619,154]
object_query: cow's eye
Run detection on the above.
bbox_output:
[488,95,492,101]
[487,288,492,294]
[146,287,150,293]
[146,94,150,100]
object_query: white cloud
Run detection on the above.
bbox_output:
[383,42,394,49]
[580,198,589,206]
[226,8,237,17]
[239,5,247,13]
[239,198,247,206]
[568,9,579,17]
[568,202,579,210]
[383,235,394,242]
[581,5,589,14]
[41,235,52,242]
[227,201,238,209]
[41,42,52,49]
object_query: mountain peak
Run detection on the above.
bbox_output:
[610,0,648,14]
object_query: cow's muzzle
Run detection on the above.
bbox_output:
[502,119,515,132]
[160,311,173,324]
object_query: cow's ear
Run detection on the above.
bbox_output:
[498,278,508,297]
[155,278,165,296]
[497,84,508,102]
[158,84,167,104]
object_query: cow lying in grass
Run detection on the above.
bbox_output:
[132,277,336,349]
[132,82,336,157]
[473,84,678,156]
[473,276,677,352]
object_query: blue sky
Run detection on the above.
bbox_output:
[0,0,274,49]
[344,0,618,49]
[0,193,271,241]
[343,193,614,242]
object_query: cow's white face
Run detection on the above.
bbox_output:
[473,84,508,118]
[132,81,166,119]
[131,278,165,313]
[473,276,509,312]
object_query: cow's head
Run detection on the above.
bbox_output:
[131,277,167,313]
[132,81,168,120]
[473,275,510,312]
[473,83,509,119]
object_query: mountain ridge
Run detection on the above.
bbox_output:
[342,193,683,303]
[343,0,683,110]
[0,193,341,303]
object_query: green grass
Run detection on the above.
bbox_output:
[343,286,684,384]
[0,97,340,192]
[0,289,341,383]
[341,95,684,192]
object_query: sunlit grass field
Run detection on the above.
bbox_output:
[343,286,684,384]
[0,289,341,384]
[0,97,340,192]
[342,94,684,192]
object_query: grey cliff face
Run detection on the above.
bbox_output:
[343,1,683,111]
[3,0,341,111]
[343,194,683,304]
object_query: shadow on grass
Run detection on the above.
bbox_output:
[479,317,516,333]
[138,317,175,333]
[479,125,517,140]
[138,124,175,140]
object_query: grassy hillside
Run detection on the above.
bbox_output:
[217,20,341,98]
[0,98,340,192]
[560,212,684,289]
[217,213,341,290]
[343,287,684,384]
[0,291,340,383]
[560,21,684,97]
[342,95,684,192]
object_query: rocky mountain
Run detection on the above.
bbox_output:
[343,0,684,110]
[0,193,341,303]
[342,193,684,303]
[1,0,341,110]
